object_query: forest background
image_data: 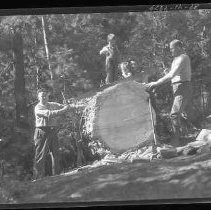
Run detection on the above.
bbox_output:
[0,8,211,202]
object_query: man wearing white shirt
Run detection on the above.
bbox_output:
[145,40,192,146]
[99,34,119,84]
[33,85,71,180]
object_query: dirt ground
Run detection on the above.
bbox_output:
[16,151,211,204]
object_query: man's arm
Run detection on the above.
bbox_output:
[99,46,108,55]
[35,104,69,118]
[145,56,185,90]
[159,56,185,83]
[49,102,65,109]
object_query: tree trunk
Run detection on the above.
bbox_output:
[82,80,155,153]
[41,16,53,80]
[33,36,40,88]
[13,30,28,128]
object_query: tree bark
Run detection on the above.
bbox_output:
[32,36,40,88]
[41,16,53,80]
[13,30,28,128]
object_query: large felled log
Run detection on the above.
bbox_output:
[82,80,155,153]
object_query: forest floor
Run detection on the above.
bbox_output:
[2,149,211,205]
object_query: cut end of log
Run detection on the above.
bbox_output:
[83,80,155,153]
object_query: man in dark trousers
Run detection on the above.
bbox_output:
[100,33,120,84]
[33,85,70,180]
[145,40,192,146]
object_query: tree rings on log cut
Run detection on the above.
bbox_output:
[82,81,155,153]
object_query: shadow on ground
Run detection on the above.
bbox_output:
[17,152,211,204]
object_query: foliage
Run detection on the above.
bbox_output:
[0,10,210,106]
[0,8,210,185]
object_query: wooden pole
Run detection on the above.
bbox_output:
[149,97,157,145]
[148,93,158,156]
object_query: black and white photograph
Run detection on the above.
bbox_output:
[0,3,211,207]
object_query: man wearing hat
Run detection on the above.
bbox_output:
[33,85,71,180]
[145,40,192,146]
[100,33,120,84]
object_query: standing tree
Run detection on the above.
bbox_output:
[12,27,28,128]
[41,15,53,81]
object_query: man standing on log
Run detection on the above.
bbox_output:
[145,40,192,146]
[99,33,119,85]
[119,61,132,78]
[33,85,71,180]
